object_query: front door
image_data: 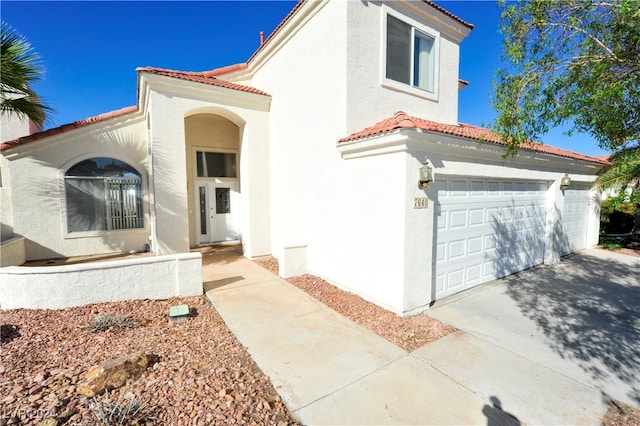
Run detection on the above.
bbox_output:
[196,180,239,244]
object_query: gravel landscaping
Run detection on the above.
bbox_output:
[3,250,638,425]
[252,256,456,352]
[0,296,299,425]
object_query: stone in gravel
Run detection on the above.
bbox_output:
[77,352,148,397]
[29,384,43,395]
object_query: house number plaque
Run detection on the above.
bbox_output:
[414,197,429,209]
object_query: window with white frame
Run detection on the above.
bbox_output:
[65,157,144,232]
[386,14,436,93]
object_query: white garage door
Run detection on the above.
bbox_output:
[561,184,592,255]
[434,177,549,299]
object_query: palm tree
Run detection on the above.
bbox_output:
[596,146,640,235]
[1,21,51,126]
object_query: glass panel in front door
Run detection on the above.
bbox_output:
[216,188,230,214]
[199,186,207,235]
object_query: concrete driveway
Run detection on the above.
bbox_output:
[426,248,640,411]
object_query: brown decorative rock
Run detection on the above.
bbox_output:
[77,352,148,397]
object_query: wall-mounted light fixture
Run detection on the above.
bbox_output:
[560,174,571,191]
[418,161,433,189]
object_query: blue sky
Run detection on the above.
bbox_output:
[2,0,607,156]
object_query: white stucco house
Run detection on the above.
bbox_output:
[1,0,605,314]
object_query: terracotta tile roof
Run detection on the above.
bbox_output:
[339,111,609,165]
[247,0,306,64]
[1,106,138,151]
[202,63,248,78]
[425,1,474,29]
[137,67,270,96]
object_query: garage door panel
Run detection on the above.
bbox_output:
[450,210,467,228]
[562,185,591,254]
[435,177,549,299]
[468,237,483,254]
[449,240,465,258]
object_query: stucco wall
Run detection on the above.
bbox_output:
[0,236,26,267]
[338,130,602,314]
[0,252,202,310]
[252,0,348,259]
[3,114,151,260]
[1,112,40,143]
[142,74,272,258]
[345,1,470,133]
[1,156,15,242]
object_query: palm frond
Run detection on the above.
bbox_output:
[0,21,51,126]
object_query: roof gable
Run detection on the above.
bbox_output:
[1,106,138,151]
[137,67,270,96]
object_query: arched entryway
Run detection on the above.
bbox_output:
[184,113,241,247]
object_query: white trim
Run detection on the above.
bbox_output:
[246,0,328,76]
[337,128,603,177]
[140,73,272,112]
[191,147,241,246]
[381,5,440,102]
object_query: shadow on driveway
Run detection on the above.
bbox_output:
[504,251,640,404]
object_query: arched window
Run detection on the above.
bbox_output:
[65,158,144,232]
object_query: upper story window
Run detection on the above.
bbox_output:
[385,14,437,94]
[65,157,144,233]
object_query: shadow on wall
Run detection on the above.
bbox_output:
[16,129,152,260]
[482,396,521,426]
[147,131,190,253]
[504,253,640,405]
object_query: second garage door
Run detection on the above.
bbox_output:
[561,184,592,255]
[434,177,549,299]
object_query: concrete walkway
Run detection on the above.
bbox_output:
[203,247,623,425]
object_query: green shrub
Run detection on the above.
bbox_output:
[600,199,635,234]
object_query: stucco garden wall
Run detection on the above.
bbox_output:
[0,252,202,310]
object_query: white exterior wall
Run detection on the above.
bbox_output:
[0,252,202,310]
[1,113,40,143]
[241,0,475,313]
[2,115,150,260]
[1,155,15,241]
[251,0,348,259]
[141,74,271,258]
[345,1,469,133]
[340,130,602,313]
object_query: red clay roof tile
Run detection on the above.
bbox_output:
[425,1,474,29]
[1,106,138,151]
[202,63,248,77]
[247,0,306,64]
[339,111,608,165]
[137,67,270,96]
